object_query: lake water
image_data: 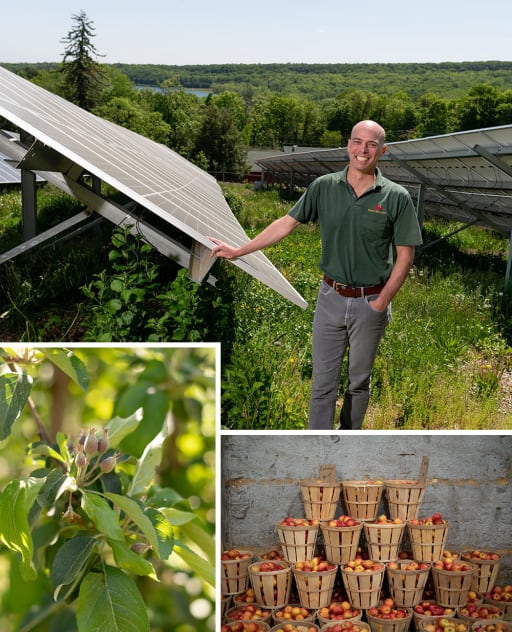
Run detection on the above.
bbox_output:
[135,85,211,97]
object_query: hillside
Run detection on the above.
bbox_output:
[3,61,512,100]
[112,60,512,99]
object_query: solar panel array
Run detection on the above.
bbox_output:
[0,146,44,185]
[0,65,307,309]
[257,126,512,235]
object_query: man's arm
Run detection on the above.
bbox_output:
[209,214,301,259]
[370,245,415,311]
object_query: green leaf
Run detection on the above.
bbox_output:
[182,521,215,564]
[35,469,68,507]
[0,371,32,440]
[108,539,156,578]
[173,543,215,587]
[128,429,168,497]
[77,567,149,632]
[104,493,160,555]
[42,348,89,391]
[81,491,124,541]
[28,442,69,466]
[105,409,143,448]
[56,431,71,463]
[118,386,168,458]
[159,507,198,526]
[147,486,183,508]
[51,535,97,600]
[146,508,174,560]
[0,477,46,580]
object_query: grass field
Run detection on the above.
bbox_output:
[218,184,512,430]
[1,182,511,429]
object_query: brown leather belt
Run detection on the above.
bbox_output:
[323,274,384,298]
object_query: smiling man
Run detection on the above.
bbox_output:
[210,120,423,430]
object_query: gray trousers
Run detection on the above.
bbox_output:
[308,280,391,430]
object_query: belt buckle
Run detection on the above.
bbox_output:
[334,282,348,295]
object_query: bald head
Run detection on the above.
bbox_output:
[351,120,386,147]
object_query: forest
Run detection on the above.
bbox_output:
[5,60,512,99]
[3,59,512,181]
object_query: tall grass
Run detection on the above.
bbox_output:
[219,184,512,430]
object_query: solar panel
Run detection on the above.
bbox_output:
[0,65,307,309]
[0,148,44,184]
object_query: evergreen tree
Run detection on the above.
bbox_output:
[60,10,106,110]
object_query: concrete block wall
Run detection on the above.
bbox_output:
[221,433,512,583]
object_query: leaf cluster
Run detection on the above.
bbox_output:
[0,348,215,631]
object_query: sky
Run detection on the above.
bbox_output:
[2,0,512,66]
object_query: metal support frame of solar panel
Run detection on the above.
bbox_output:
[0,65,307,309]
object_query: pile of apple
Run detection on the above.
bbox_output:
[222,549,253,561]
[432,558,473,572]
[343,557,384,572]
[317,600,361,621]
[259,548,284,560]
[421,618,468,632]
[294,556,336,573]
[373,514,405,525]
[221,623,269,632]
[226,604,272,621]
[250,560,287,573]
[413,601,456,617]
[473,623,510,632]
[484,584,512,602]
[274,604,314,621]
[233,587,256,604]
[458,602,503,619]
[325,515,361,528]
[273,624,318,632]
[320,622,369,632]
[387,560,430,571]
[278,517,319,527]
[367,598,410,619]
[462,549,501,562]
[408,513,447,526]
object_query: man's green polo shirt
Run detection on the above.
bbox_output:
[288,167,423,287]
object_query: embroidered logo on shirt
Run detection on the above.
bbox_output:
[368,203,385,214]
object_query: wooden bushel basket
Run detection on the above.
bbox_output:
[472,620,512,632]
[320,622,371,632]
[483,595,512,621]
[301,479,341,522]
[363,522,406,562]
[407,522,448,562]
[431,562,475,607]
[225,604,273,625]
[248,561,293,609]
[221,550,254,594]
[342,480,384,522]
[271,622,321,632]
[386,560,431,607]
[461,550,501,594]
[385,457,429,522]
[276,522,319,563]
[320,522,363,565]
[366,607,413,632]
[385,481,426,522]
[340,565,385,610]
[222,622,271,631]
[292,565,338,610]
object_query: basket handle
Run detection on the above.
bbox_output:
[419,456,429,485]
